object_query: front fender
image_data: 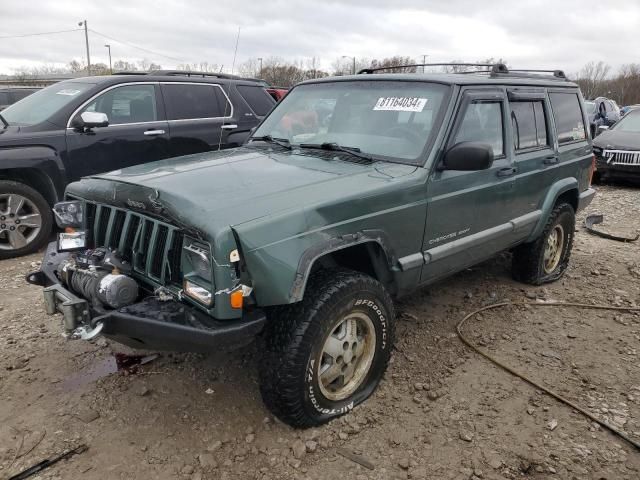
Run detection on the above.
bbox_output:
[527,177,578,242]
[0,145,66,199]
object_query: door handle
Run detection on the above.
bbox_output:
[220,124,238,130]
[144,129,165,136]
[497,167,517,178]
[543,155,559,165]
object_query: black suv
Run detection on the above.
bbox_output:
[0,71,275,258]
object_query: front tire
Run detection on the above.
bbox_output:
[0,180,53,260]
[512,203,575,285]
[259,269,395,428]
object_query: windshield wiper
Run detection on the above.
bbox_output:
[251,135,292,150]
[0,113,8,129]
[298,142,374,163]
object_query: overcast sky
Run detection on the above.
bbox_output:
[0,0,637,76]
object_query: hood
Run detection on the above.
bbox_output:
[593,129,640,150]
[70,146,420,238]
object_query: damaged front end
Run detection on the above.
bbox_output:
[27,197,265,353]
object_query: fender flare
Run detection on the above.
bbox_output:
[0,146,66,202]
[527,177,579,242]
[289,229,397,302]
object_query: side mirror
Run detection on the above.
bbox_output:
[73,111,109,130]
[597,125,610,134]
[442,142,494,171]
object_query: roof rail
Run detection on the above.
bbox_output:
[496,69,567,79]
[112,71,148,75]
[148,70,243,79]
[357,63,569,81]
[357,63,509,75]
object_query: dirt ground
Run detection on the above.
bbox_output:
[1,184,639,480]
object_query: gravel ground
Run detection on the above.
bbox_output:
[0,184,639,480]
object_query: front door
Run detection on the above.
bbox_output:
[421,88,517,284]
[65,83,170,181]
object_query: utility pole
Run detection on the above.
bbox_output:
[105,44,112,74]
[257,57,263,77]
[422,54,429,73]
[78,20,91,75]
[342,56,356,75]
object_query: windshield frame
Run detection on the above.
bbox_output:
[249,78,453,166]
[610,109,640,133]
[0,81,95,127]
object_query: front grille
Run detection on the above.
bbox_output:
[88,203,182,286]
[604,150,640,166]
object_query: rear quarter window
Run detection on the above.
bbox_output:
[549,92,586,144]
[237,85,275,116]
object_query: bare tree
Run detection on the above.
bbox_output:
[575,61,611,99]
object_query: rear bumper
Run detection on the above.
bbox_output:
[577,187,596,212]
[27,243,266,353]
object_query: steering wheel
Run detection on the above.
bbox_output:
[385,126,422,143]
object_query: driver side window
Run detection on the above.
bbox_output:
[452,101,504,157]
[77,84,158,125]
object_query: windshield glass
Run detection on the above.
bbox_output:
[612,110,640,133]
[252,80,450,163]
[1,82,92,126]
[584,101,596,114]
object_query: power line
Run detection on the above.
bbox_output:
[0,28,82,39]
[88,28,185,63]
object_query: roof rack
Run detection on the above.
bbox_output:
[358,63,509,75]
[357,63,568,80]
[112,70,244,79]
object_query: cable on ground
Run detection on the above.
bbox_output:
[456,301,640,450]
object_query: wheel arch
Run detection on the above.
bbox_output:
[527,178,579,242]
[0,167,60,206]
[290,231,398,303]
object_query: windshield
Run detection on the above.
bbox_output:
[612,110,640,133]
[584,101,596,114]
[252,80,449,163]
[1,82,92,126]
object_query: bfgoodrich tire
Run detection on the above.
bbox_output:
[512,203,575,285]
[0,180,53,260]
[259,269,395,428]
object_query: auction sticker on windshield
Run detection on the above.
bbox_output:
[56,89,82,96]
[374,97,427,112]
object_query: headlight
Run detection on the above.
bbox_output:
[53,201,84,228]
[183,240,212,279]
[182,238,213,306]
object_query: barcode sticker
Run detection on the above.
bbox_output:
[373,97,427,112]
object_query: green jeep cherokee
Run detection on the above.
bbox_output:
[28,63,596,428]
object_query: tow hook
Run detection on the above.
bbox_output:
[69,321,105,340]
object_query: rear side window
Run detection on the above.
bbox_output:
[453,101,504,157]
[549,92,586,144]
[510,101,548,150]
[163,84,231,120]
[237,85,274,116]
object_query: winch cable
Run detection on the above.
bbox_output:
[456,301,640,451]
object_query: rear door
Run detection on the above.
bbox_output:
[65,82,171,180]
[421,88,518,283]
[161,82,238,156]
[505,89,556,229]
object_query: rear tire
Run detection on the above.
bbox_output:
[0,180,53,260]
[512,203,575,285]
[259,269,395,428]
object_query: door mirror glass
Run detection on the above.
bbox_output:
[442,142,494,171]
[73,111,109,130]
